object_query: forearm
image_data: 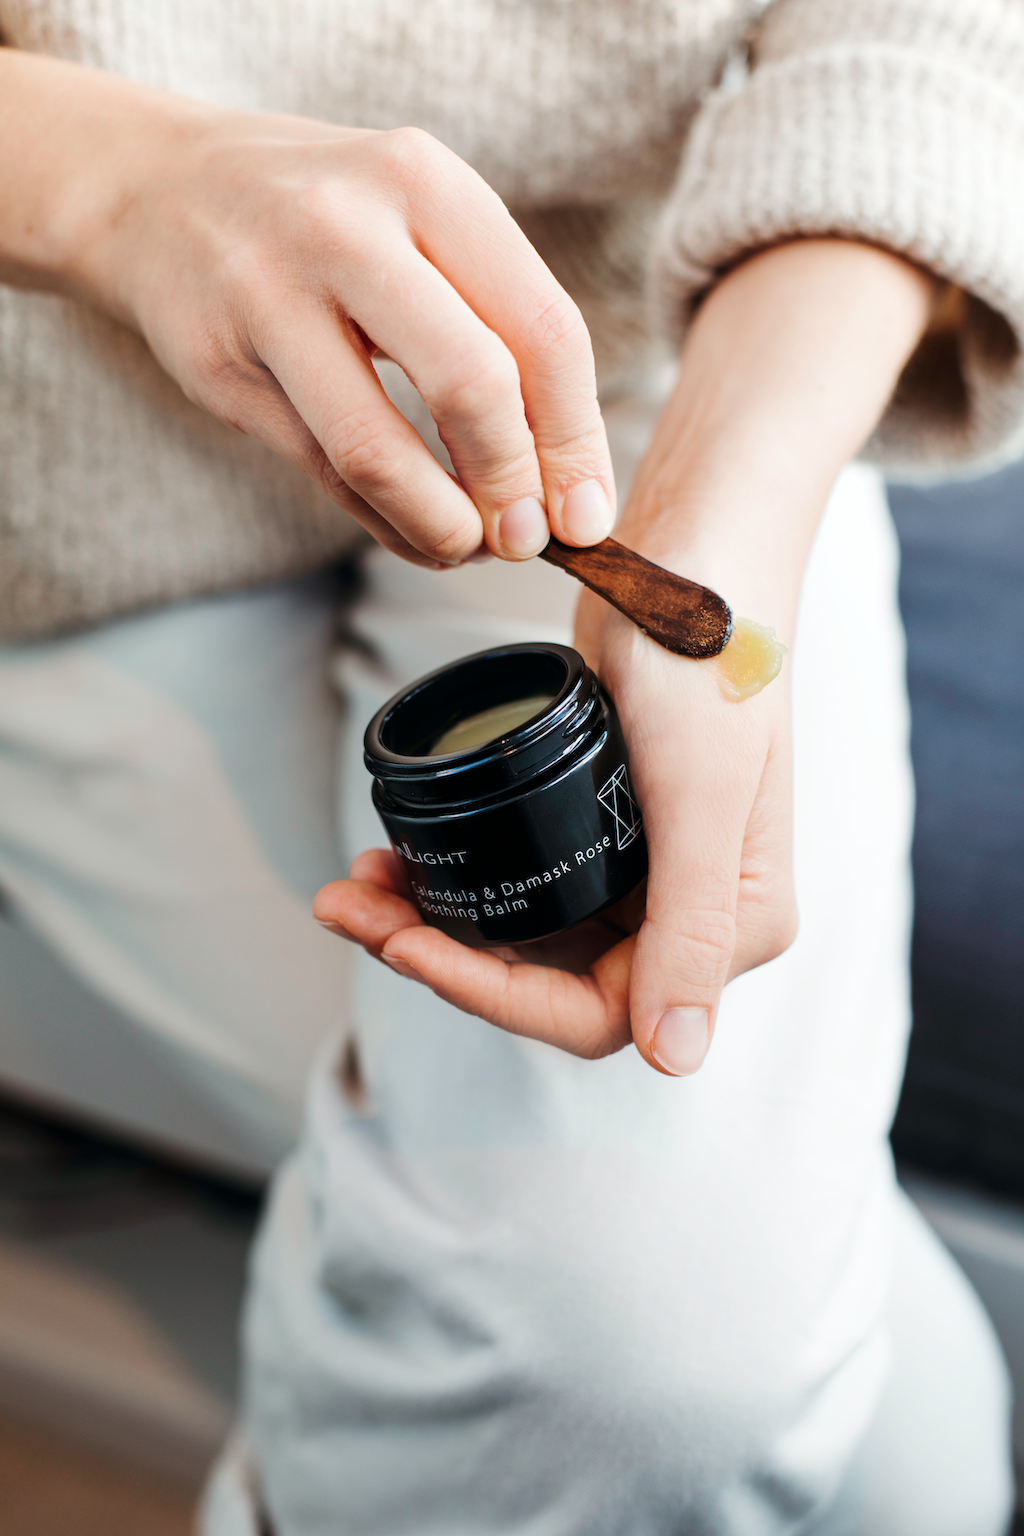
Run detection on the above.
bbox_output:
[620,240,939,632]
[0,49,210,305]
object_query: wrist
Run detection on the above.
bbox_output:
[0,50,216,313]
[615,239,937,628]
[70,102,224,323]
[615,432,832,638]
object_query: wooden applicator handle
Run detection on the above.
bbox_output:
[539,537,733,660]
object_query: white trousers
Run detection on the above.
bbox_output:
[0,436,1012,1532]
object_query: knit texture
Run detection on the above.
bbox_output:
[2,0,1024,638]
[654,0,1024,478]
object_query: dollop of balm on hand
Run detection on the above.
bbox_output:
[711,617,787,702]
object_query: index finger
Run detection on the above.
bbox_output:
[317,850,634,1058]
[393,134,617,548]
[382,922,636,1060]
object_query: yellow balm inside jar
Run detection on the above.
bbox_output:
[429,694,555,756]
[711,618,787,702]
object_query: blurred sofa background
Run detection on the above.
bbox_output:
[890,460,1024,1194]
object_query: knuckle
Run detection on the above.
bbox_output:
[183,323,259,408]
[317,414,476,563]
[328,406,402,492]
[431,340,522,424]
[684,913,738,972]
[655,906,737,980]
[317,454,353,503]
[381,125,450,183]
[520,290,592,366]
[428,520,476,563]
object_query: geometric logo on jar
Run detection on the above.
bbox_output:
[597,764,642,850]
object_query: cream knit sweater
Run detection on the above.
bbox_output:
[2,0,1024,640]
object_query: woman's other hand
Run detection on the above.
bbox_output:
[0,50,614,566]
[316,241,939,1073]
[316,846,646,1060]
[314,618,792,1072]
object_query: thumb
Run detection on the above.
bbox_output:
[626,714,760,1077]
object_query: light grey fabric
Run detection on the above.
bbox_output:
[231,468,1008,1534]
[201,1433,268,1536]
[0,573,353,1162]
[200,1190,1014,1536]
[0,458,1010,1531]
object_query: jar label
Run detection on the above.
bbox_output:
[377,754,647,945]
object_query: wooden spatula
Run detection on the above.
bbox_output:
[540,536,733,660]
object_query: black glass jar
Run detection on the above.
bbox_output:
[364,643,647,946]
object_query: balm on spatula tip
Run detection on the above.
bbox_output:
[539,535,785,701]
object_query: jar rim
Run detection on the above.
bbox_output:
[364,643,604,806]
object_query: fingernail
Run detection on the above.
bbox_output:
[652,1007,711,1076]
[381,953,426,985]
[316,919,355,940]
[498,497,548,558]
[562,481,614,545]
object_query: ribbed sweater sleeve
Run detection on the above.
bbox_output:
[652,0,1024,477]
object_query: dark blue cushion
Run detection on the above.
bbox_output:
[889,462,1024,1193]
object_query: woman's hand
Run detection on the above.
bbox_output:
[317,844,647,1060]
[0,50,614,566]
[316,240,939,1074]
[316,618,792,1072]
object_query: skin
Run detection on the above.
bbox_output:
[0,50,615,562]
[317,242,938,1074]
[0,48,939,1077]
